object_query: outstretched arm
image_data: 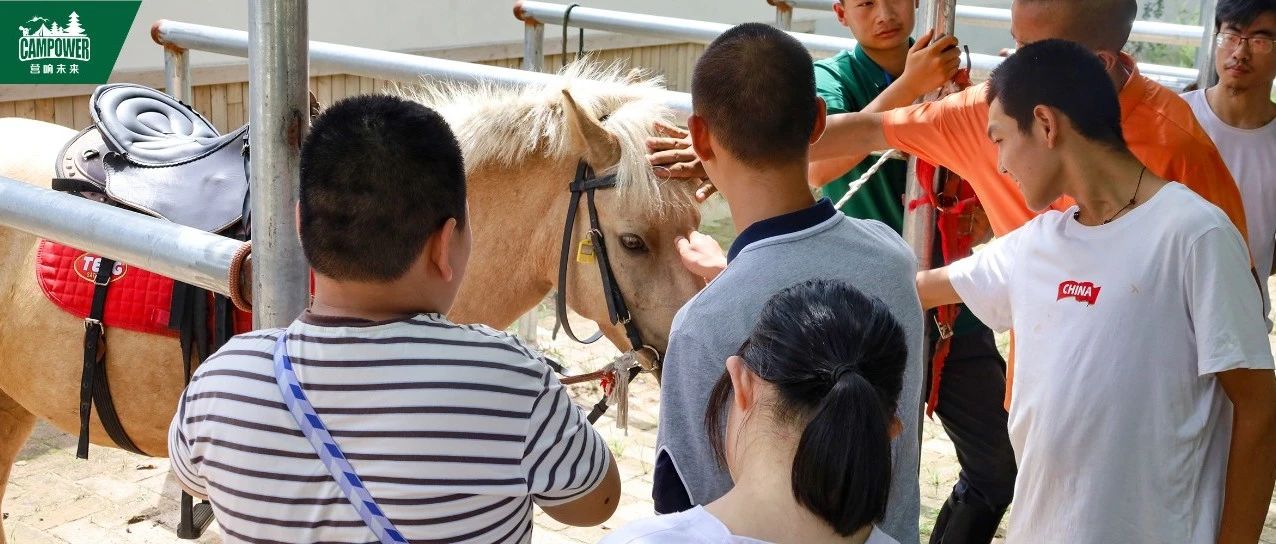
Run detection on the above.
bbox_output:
[916,267,961,310]
[809,31,959,188]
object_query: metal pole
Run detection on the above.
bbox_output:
[163,46,192,103]
[519,310,539,347]
[900,0,953,273]
[0,176,241,296]
[248,0,310,328]
[522,21,545,72]
[771,0,793,30]
[1195,0,1219,90]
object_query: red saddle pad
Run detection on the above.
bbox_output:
[36,240,251,336]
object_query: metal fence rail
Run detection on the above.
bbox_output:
[515,1,1197,89]
[774,0,1206,47]
[0,176,240,296]
[152,19,694,119]
[514,1,1003,76]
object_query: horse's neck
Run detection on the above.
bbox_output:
[449,161,565,327]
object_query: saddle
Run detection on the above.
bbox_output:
[55,83,249,234]
[49,83,256,540]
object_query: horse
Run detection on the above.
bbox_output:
[0,61,703,541]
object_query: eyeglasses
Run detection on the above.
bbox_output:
[1216,32,1275,54]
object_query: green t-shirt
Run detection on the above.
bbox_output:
[814,47,909,232]
[814,46,983,337]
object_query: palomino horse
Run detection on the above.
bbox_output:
[0,62,702,541]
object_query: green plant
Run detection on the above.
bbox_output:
[1127,0,1201,68]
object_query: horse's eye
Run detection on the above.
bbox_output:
[620,233,648,252]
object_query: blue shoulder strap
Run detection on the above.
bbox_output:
[272,332,407,544]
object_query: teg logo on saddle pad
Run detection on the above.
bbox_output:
[74,253,127,284]
[1,1,137,84]
[1057,280,1102,306]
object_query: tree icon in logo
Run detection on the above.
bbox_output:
[18,12,86,38]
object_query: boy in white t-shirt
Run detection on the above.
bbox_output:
[1182,0,1276,327]
[916,39,1276,543]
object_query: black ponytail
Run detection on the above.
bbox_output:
[705,279,908,536]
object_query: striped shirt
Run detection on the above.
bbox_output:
[168,312,610,544]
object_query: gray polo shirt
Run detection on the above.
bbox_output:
[654,198,924,544]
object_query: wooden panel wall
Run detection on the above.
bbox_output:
[0,42,708,133]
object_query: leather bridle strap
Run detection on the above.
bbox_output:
[555,161,639,346]
[554,161,659,424]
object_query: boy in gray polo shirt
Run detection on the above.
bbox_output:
[653,23,925,544]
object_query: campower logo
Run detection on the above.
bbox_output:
[19,12,91,63]
[2,1,139,84]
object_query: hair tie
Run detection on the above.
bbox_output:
[829,365,856,385]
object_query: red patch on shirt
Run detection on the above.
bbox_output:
[1057,280,1101,306]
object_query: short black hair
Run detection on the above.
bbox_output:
[691,23,817,168]
[1216,0,1276,30]
[705,279,907,536]
[986,39,1127,151]
[299,94,466,281]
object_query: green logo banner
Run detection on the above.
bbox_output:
[0,1,140,84]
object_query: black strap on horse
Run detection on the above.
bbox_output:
[171,280,224,539]
[555,161,645,353]
[77,257,144,459]
[554,160,653,423]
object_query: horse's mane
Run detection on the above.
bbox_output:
[400,59,687,211]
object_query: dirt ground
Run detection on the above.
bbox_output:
[5,267,1276,543]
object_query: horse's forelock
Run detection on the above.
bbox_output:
[398,59,685,215]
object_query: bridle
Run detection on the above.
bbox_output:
[554,159,661,424]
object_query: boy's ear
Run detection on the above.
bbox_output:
[810,96,828,145]
[428,218,459,282]
[689,114,715,164]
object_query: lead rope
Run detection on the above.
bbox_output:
[835,45,973,211]
[834,150,901,211]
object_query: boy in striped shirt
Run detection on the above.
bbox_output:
[167,95,620,543]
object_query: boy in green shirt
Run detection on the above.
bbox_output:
[813,1,1016,541]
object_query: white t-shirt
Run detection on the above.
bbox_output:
[1182,89,1276,328]
[948,182,1274,544]
[599,506,900,544]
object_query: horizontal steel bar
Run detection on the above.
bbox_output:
[516,1,1192,87]
[151,19,694,118]
[0,176,239,297]
[778,1,1205,46]
[514,1,1003,73]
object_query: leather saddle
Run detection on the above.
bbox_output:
[55,83,249,234]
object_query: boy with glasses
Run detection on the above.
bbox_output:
[1182,0,1276,327]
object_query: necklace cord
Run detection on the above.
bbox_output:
[1075,166,1146,225]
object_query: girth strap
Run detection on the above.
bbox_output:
[77,257,144,459]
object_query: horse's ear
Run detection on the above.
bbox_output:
[623,67,645,85]
[561,89,621,170]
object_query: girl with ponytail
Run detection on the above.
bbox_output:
[603,279,908,544]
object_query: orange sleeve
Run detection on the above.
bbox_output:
[1127,87,1250,242]
[881,84,1050,236]
[1155,132,1249,240]
[881,85,990,175]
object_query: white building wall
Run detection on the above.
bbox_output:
[116,0,778,72]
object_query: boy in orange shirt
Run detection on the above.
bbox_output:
[649,0,1246,238]
[806,0,1248,237]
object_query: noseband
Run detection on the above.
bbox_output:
[554,159,661,423]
